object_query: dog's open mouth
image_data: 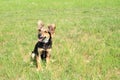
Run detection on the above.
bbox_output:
[38,37,45,42]
[38,36,49,43]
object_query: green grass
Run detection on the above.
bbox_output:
[0,0,120,80]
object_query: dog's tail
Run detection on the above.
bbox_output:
[38,20,44,29]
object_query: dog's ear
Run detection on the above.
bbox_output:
[38,20,44,30]
[48,24,56,35]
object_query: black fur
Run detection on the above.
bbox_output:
[32,32,52,59]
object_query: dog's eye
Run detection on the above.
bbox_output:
[44,31,48,33]
[38,29,41,32]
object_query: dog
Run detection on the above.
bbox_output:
[31,20,56,71]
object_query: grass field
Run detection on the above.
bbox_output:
[0,0,120,80]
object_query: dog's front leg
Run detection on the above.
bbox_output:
[36,55,41,71]
[46,49,51,67]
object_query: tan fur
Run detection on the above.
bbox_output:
[33,20,56,71]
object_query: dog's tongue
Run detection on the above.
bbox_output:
[38,38,42,42]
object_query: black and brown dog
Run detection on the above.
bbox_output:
[31,20,56,71]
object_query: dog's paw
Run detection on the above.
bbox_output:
[36,68,39,72]
[36,68,43,72]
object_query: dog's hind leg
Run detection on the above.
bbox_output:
[36,48,44,71]
[46,49,51,68]
[32,42,39,54]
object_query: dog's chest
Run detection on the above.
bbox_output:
[41,50,47,60]
[38,42,52,49]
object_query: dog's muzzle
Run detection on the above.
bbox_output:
[38,35,49,43]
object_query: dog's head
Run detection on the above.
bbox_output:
[37,20,56,43]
